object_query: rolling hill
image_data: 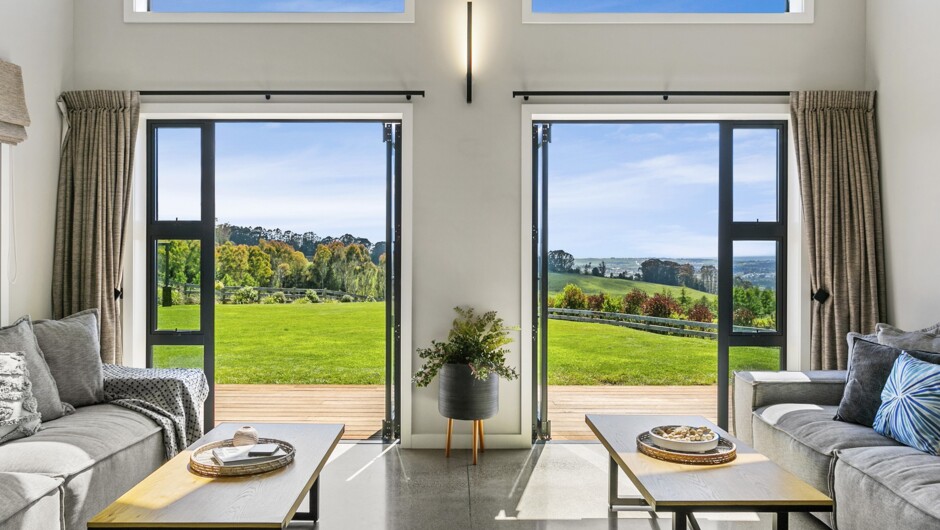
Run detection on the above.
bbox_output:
[547,272,716,302]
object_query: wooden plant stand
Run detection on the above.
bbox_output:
[444,418,485,464]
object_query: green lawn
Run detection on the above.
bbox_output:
[155,302,776,385]
[548,272,716,302]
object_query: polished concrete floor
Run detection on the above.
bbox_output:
[290,443,784,530]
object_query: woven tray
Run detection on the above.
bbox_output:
[636,432,736,465]
[189,438,295,477]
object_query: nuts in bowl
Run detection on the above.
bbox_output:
[649,425,720,453]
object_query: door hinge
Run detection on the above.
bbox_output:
[541,124,552,144]
[383,123,393,143]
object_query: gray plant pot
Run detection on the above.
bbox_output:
[438,363,499,421]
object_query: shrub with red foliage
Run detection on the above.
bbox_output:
[586,293,607,312]
[622,288,649,315]
[687,303,714,323]
[642,293,681,318]
[733,308,756,327]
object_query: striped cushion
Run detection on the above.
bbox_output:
[874,353,940,456]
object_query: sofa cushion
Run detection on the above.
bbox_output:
[752,403,899,526]
[0,317,70,422]
[837,339,940,427]
[33,309,104,408]
[834,446,940,530]
[0,403,159,477]
[874,353,940,456]
[0,404,164,530]
[878,325,940,353]
[0,352,41,444]
[0,472,62,529]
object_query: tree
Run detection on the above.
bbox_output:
[560,284,587,310]
[598,260,607,277]
[699,265,718,294]
[547,250,575,273]
[640,259,680,286]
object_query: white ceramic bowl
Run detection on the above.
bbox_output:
[648,425,720,453]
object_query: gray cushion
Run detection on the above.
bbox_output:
[732,370,847,446]
[846,331,877,371]
[34,309,104,407]
[0,404,164,530]
[0,472,62,529]
[0,352,41,444]
[834,446,940,530]
[0,317,70,422]
[837,339,940,427]
[877,326,940,353]
[752,404,900,510]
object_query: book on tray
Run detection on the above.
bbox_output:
[212,444,286,466]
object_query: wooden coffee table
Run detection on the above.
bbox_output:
[586,415,832,530]
[88,422,344,529]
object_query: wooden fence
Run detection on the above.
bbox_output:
[547,308,769,339]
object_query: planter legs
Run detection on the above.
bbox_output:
[445,419,453,458]
[472,420,478,465]
[443,418,486,465]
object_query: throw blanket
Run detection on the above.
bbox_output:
[103,364,209,458]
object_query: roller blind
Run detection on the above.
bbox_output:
[0,60,30,145]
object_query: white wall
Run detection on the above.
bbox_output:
[866,1,940,329]
[0,0,74,322]
[71,0,868,443]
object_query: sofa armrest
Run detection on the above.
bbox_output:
[732,370,846,445]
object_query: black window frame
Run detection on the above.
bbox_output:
[531,119,788,438]
[145,119,403,438]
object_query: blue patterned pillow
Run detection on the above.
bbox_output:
[873,353,940,456]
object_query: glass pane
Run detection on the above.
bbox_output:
[155,240,202,331]
[533,0,789,14]
[730,346,781,374]
[733,128,779,222]
[732,241,777,333]
[151,0,406,13]
[153,345,203,370]
[156,127,201,221]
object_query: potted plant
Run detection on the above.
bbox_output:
[413,306,519,421]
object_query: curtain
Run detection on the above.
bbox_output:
[53,91,140,364]
[0,59,30,145]
[791,91,887,370]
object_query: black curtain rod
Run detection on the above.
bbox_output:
[513,90,790,101]
[139,90,426,101]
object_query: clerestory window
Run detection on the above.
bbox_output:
[126,0,414,23]
[525,0,812,24]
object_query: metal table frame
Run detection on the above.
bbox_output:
[607,457,826,530]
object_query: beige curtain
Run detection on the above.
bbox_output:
[53,91,140,364]
[791,91,887,370]
[0,59,31,145]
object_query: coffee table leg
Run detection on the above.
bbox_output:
[773,511,788,530]
[672,510,689,530]
[311,477,320,522]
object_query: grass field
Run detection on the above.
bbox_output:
[548,272,716,302]
[155,302,776,385]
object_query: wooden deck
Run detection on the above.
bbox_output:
[215,384,720,441]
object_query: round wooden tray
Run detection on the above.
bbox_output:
[636,432,736,465]
[190,438,295,477]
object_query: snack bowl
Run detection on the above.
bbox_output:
[648,425,720,453]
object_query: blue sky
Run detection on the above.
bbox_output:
[150,0,405,13]
[157,122,388,244]
[532,0,788,14]
[158,121,778,259]
[548,123,778,259]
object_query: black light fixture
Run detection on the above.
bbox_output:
[466,1,472,104]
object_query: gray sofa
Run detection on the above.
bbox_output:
[0,404,164,530]
[734,370,940,530]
